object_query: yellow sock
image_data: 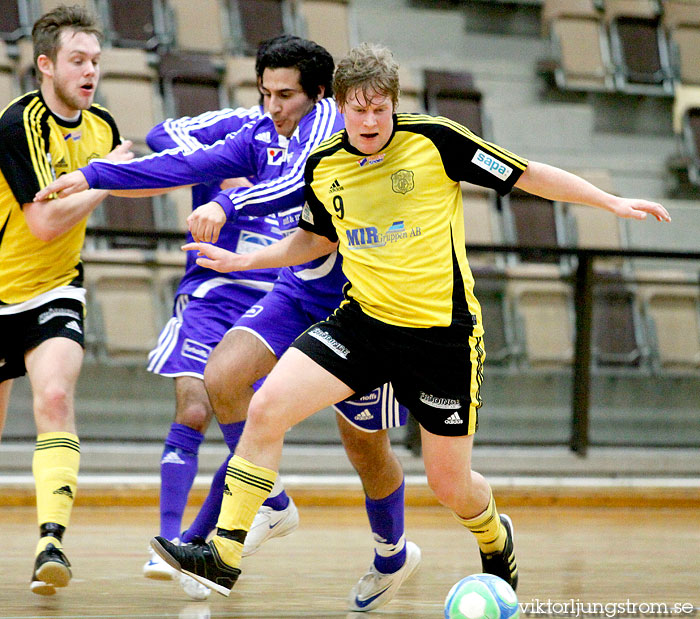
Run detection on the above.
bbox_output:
[211,454,276,567]
[35,534,61,555]
[454,493,507,555]
[33,432,80,553]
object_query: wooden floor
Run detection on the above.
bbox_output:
[2,504,698,618]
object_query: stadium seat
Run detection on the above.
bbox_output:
[0,40,19,110]
[97,194,160,251]
[84,265,163,363]
[158,51,226,118]
[681,105,700,184]
[639,280,700,371]
[423,69,485,137]
[228,0,291,56]
[0,0,30,43]
[541,0,614,92]
[472,265,515,367]
[96,47,163,149]
[603,0,674,95]
[224,54,261,108]
[167,0,228,55]
[462,183,502,267]
[591,270,646,368]
[36,0,94,16]
[397,65,424,114]
[662,0,700,85]
[502,189,564,266]
[505,270,574,368]
[296,0,353,59]
[15,37,37,91]
[98,0,169,51]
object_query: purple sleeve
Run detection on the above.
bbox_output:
[82,131,257,190]
[146,106,263,152]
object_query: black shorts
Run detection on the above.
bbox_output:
[291,301,485,437]
[0,298,85,382]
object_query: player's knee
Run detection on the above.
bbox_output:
[425,468,463,508]
[175,404,211,433]
[34,384,72,423]
[246,391,287,441]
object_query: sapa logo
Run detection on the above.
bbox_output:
[472,149,512,181]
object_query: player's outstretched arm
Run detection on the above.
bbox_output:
[183,228,338,273]
[34,141,135,201]
[515,161,671,223]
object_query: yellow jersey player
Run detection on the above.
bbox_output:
[0,5,132,595]
[151,43,667,607]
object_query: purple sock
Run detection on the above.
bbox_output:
[181,420,245,543]
[159,423,204,540]
[263,489,289,510]
[182,454,230,542]
[365,479,406,574]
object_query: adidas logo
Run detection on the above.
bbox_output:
[65,320,82,334]
[329,179,344,193]
[354,409,373,421]
[160,451,185,465]
[223,483,232,496]
[444,412,463,425]
[53,485,74,499]
[255,131,272,142]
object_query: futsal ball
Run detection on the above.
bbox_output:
[444,573,519,619]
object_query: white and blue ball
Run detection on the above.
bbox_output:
[444,573,519,619]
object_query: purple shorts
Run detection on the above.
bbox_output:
[231,277,408,432]
[147,285,265,379]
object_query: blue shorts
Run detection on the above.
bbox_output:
[147,286,265,379]
[232,277,408,432]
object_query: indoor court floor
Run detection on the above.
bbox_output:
[2,503,698,618]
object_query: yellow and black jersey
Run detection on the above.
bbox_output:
[0,91,120,306]
[301,113,528,331]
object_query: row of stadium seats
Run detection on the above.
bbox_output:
[538,0,700,187]
[79,187,700,374]
[0,0,353,59]
[540,0,700,94]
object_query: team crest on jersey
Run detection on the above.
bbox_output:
[267,147,285,165]
[391,169,414,194]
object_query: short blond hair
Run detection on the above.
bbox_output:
[333,43,400,110]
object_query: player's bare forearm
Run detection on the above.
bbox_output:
[515,161,671,222]
[183,228,338,273]
[24,188,110,242]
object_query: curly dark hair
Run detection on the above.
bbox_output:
[255,35,334,100]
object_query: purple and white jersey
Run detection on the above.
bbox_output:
[145,105,283,298]
[82,98,348,297]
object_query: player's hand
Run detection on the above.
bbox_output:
[182,242,241,272]
[611,198,671,222]
[34,170,89,201]
[105,140,135,163]
[187,201,227,243]
[219,177,253,190]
